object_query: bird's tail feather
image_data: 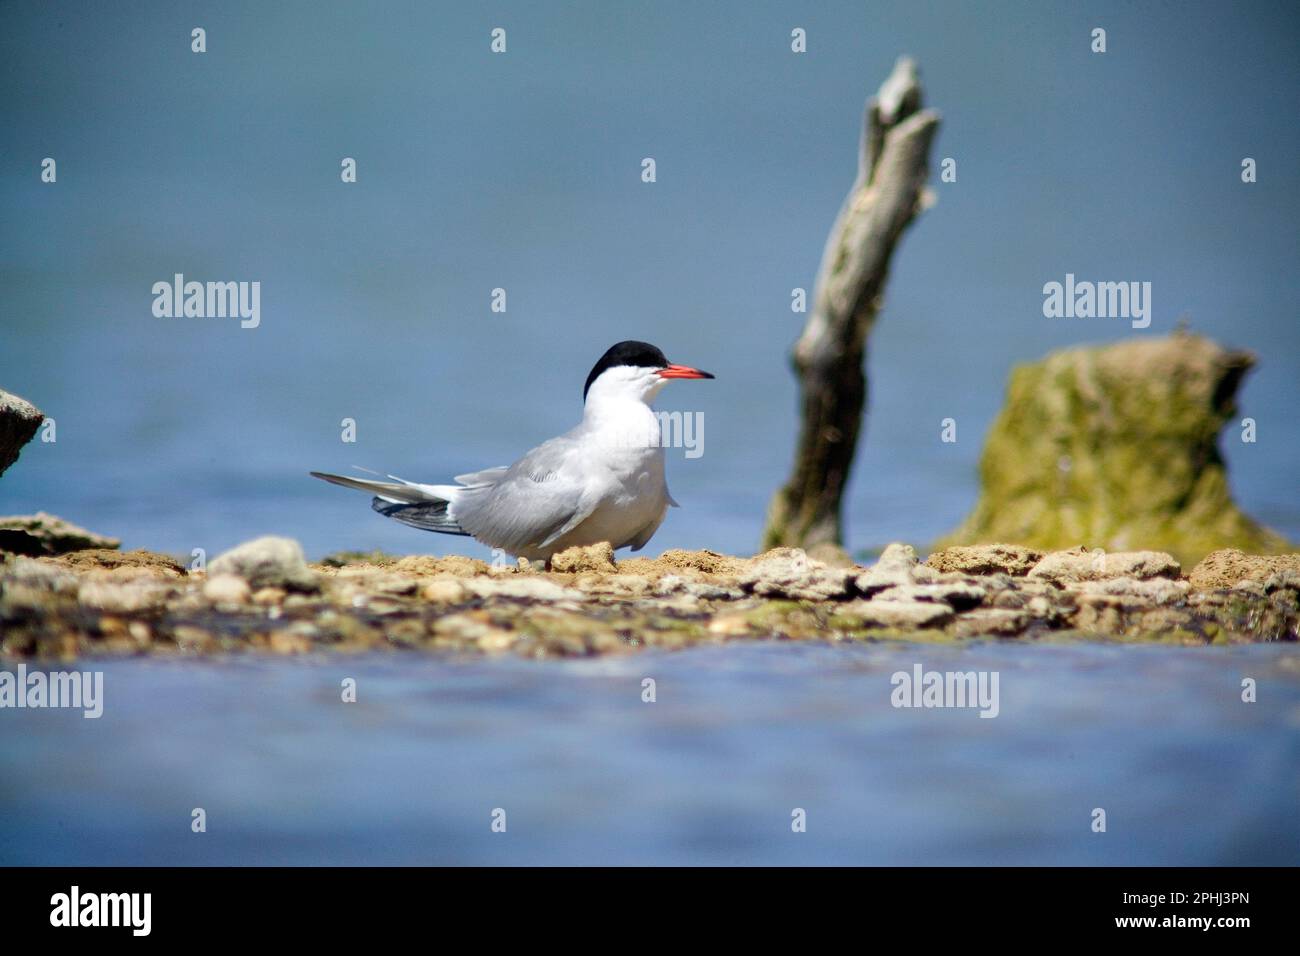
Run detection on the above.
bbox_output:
[370,498,468,535]
[310,470,468,536]
[309,470,430,503]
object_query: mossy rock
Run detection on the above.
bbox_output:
[938,332,1290,567]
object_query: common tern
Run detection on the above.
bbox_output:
[311,341,714,561]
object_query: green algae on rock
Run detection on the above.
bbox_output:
[938,332,1290,567]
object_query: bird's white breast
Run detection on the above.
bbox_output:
[562,402,670,549]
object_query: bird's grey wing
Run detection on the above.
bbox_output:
[454,466,509,487]
[454,436,597,555]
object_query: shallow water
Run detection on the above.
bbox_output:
[3,641,1297,865]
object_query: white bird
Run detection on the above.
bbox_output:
[311,341,714,561]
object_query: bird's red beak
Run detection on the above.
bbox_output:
[657,364,715,380]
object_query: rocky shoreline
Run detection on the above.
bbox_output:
[1,537,1297,661]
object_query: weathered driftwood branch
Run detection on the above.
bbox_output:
[762,57,940,552]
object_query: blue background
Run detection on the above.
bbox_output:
[3,0,1297,560]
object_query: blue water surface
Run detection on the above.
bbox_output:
[3,641,1297,866]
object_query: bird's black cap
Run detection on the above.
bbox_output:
[583,340,670,400]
